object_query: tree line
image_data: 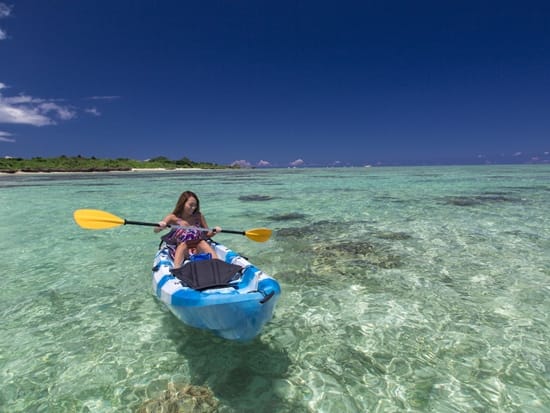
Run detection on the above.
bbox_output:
[0,155,232,173]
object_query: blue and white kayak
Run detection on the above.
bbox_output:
[152,241,281,341]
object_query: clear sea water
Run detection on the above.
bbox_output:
[1,165,549,413]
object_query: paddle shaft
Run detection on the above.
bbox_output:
[73,209,269,241]
[124,219,245,235]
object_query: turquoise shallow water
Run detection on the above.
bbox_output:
[1,165,549,412]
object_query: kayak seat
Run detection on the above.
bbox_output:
[170,260,243,291]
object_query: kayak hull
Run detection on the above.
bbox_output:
[152,242,280,341]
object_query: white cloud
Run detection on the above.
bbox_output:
[38,102,76,120]
[0,5,110,134]
[0,3,11,18]
[231,159,252,168]
[87,95,121,100]
[0,102,52,125]
[0,130,15,142]
[290,158,305,167]
[0,81,115,141]
[85,107,101,116]
[0,89,77,126]
[257,160,271,167]
[0,2,12,41]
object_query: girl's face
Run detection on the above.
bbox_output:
[184,197,198,215]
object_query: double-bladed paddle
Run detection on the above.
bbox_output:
[73,209,272,243]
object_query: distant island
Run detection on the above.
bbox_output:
[0,155,234,173]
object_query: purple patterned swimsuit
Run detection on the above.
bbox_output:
[161,219,203,258]
[171,226,202,243]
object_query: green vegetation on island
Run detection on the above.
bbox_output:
[0,155,233,173]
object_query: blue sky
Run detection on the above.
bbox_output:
[1,1,549,167]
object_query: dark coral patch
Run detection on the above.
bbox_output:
[238,195,274,201]
[374,231,412,240]
[269,213,308,221]
[444,193,522,206]
[275,226,318,238]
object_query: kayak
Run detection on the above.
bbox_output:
[152,240,281,341]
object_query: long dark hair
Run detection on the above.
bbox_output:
[172,191,200,217]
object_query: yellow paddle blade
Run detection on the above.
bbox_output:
[244,228,272,242]
[73,209,125,230]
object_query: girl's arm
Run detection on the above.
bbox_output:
[200,213,221,238]
[154,213,177,233]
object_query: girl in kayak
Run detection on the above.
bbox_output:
[154,191,222,267]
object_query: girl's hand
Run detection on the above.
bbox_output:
[154,221,167,233]
[209,226,222,236]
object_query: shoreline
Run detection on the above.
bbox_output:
[1,164,547,176]
[0,167,206,175]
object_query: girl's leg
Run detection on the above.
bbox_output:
[197,240,218,259]
[173,243,189,268]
